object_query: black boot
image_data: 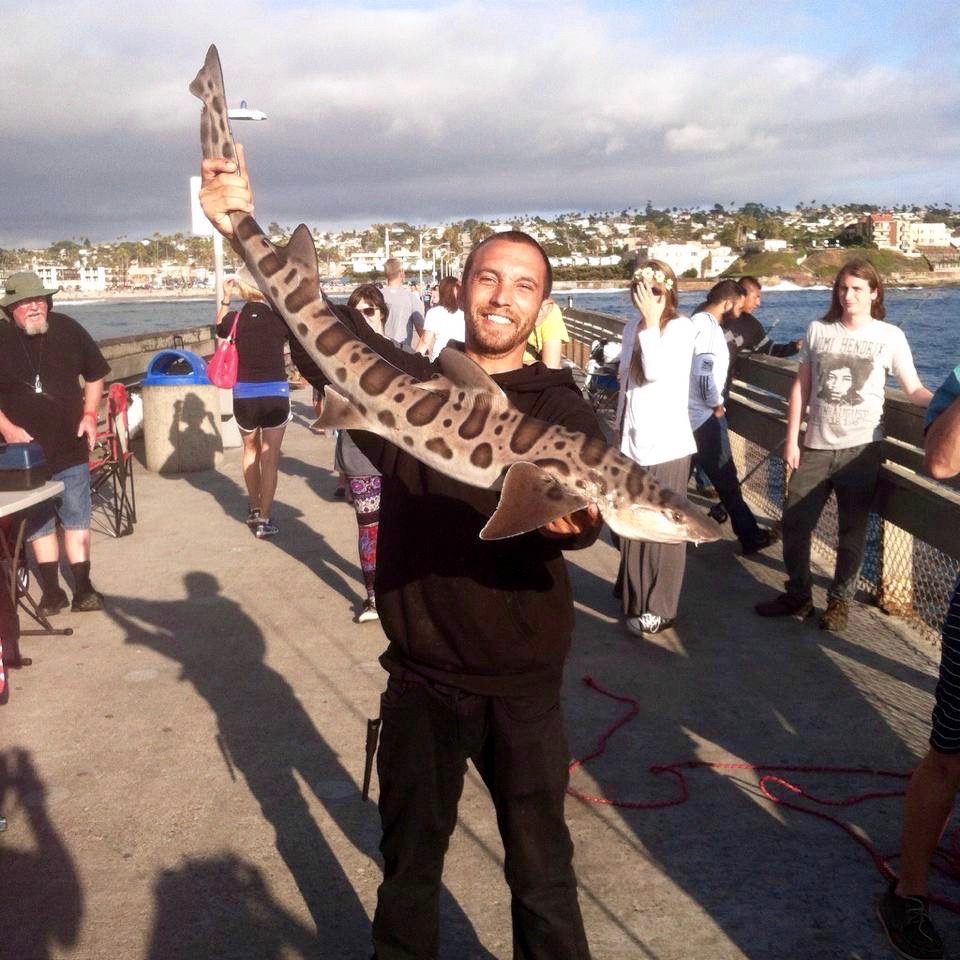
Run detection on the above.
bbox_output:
[70,561,103,612]
[37,561,69,617]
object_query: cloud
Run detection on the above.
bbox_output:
[0,0,957,246]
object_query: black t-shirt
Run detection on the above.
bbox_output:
[291,302,604,697]
[0,312,110,472]
[217,302,288,382]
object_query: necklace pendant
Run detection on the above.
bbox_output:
[34,375,42,394]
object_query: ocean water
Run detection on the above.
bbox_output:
[565,285,958,388]
[63,285,958,388]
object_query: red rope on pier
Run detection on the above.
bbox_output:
[569,675,960,914]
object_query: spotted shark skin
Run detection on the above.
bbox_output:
[189,46,721,545]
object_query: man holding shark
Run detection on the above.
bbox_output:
[200,146,602,957]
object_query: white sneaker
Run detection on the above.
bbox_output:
[357,598,379,623]
[626,612,673,636]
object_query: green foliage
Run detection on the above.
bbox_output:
[682,268,699,279]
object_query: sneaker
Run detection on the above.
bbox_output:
[357,598,379,623]
[819,597,850,632]
[246,508,261,529]
[742,528,780,556]
[626,612,676,636]
[754,593,814,618]
[71,587,104,612]
[876,880,944,960]
[255,518,279,539]
[37,587,70,618]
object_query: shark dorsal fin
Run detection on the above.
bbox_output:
[283,224,320,275]
[480,461,590,540]
[437,347,506,399]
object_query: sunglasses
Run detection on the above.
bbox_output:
[358,306,379,318]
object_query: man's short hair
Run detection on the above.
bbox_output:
[461,231,553,298]
[739,275,761,292]
[384,258,403,281]
[706,279,746,306]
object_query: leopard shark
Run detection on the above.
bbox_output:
[189,45,721,545]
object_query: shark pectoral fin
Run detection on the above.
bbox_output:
[315,388,370,431]
[437,348,507,399]
[479,462,590,540]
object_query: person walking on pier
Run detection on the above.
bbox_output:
[217,269,291,539]
[200,152,600,960]
[381,258,424,351]
[755,260,932,631]
[876,359,960,960]
[340,283,387,623]
[614,261,695,636]
[0,272,109,614]
[689,280,777,555]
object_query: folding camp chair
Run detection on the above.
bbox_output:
[89,383,137,538]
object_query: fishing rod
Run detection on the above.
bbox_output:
[706,437,787,524]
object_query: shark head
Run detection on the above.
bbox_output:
[600,479,723,545]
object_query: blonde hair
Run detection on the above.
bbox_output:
[236,266,265,303]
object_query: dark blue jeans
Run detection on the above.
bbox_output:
[693,415,763,549]
[373,675,591,960]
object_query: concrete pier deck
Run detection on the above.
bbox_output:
[2,394,949,960]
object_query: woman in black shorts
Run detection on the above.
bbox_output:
[216,268,291,539]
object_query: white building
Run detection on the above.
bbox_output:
[645,241,709,278]
[744,238,788,253]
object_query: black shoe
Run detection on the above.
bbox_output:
[754,593,813,618]
[246,508,261,529]
[37,587,69,618]
[742,528,780,556]
[71,588,104,612]
[877,880,944,960]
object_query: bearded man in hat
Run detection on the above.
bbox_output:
[0,271,110,614]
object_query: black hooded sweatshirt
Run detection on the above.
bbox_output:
[292,304,604,697]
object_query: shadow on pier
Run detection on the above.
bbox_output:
[107,572,494,959]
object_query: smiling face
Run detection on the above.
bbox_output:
[10,297,49,336]
[460,238,550,372]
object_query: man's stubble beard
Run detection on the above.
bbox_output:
[466,308,538,359]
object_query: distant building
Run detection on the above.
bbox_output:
[744,238,789,253]
[644,241,709,278]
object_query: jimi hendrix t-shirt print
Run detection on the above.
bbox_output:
[799,318,918,450]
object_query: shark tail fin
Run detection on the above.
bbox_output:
[189,45,222,100]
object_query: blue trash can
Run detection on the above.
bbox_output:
[142,350,211,387]
[142,350,221,474]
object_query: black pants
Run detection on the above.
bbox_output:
[693,414,763,549]
[781,442,882,602]
[372,676,591,960]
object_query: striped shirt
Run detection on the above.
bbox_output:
[930,578,960,753]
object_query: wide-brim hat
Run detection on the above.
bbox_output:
[0,271,61,308]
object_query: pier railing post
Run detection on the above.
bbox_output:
[878,519,914,617]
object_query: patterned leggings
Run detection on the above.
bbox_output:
[348,475,381,599]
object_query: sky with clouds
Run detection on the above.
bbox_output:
[1,0,958,247]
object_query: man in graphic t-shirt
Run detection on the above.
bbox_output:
[755,260,931,632]
[0,272,110,615]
